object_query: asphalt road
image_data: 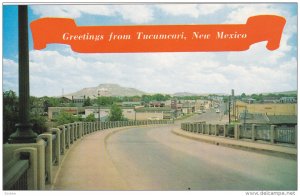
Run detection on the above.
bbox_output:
[106,125,297,191]
[178,108,229,124]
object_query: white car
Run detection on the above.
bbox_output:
[148,117,160,120]
[215,109,220,113]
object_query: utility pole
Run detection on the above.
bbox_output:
[228,95,231,124]
[231,89,236,121]
[98,90,101,124]
[9,5,38,143]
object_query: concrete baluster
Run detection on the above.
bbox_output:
[270,125,276,144]
[223,124,227,137]
[50,128,60,165]
[251,124,256,141]
[13,147,38,190]
[215,124,219,136]
[66,124,70,148]
[234,124,240,140]
[37,133,53,184]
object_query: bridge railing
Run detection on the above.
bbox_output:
[3,119,173,190]
[3,152,30,190]
[181,122,297,146]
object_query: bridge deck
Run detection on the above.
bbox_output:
[51,125,296,190]
[52,128,130,190]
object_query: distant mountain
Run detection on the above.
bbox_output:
[172,92,199,97]
[65,84,146,99]
[64,84,297,99]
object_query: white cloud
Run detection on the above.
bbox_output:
[156,4,224,18]
[224,4,285,23]
[114,5,154,23]
[3,59,18,92]
[30,5,154,23]
[3,44,297,96]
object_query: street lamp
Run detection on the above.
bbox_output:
[9,5,38,143]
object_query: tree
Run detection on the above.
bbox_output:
[53,111,80,125]
[83,96,92,107]
[3,90,18,143]
[3,91,48,143]
[85,113,96,122]
[30,113,48,134]
[109,104,124,121]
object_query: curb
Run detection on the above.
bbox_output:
[172,128,297,160]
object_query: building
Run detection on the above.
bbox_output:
[121,102,142,107]
[181,101,195,114]
[235,100,297,118]
[279,97,297,103]
[48,107,85,120]
[239,112,297,128]
[84,107,110,121]
[135,107,173,120]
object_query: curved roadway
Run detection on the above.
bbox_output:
[106,125,297,190]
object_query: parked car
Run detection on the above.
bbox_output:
[148,117,161,120]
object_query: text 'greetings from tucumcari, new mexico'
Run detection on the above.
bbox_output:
[30,15,286,53]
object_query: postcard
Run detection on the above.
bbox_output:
[2,2,298,194]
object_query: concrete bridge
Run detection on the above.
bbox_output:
[3,118,297,191]
[5,5,296,191]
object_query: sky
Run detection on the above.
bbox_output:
[2,3,298,97]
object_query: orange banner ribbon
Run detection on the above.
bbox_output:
[30,15,286,53]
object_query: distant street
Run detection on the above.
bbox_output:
[179,105,229,125]
[106,125,297,190]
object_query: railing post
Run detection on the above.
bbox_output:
[78,122,82,138]
[270,125,276,144]
[59,126,66,154]
[73,123,77,141]
[50,128,60,165]
[215,124,219,136]
[251,124,256,141]
[66,124,70,148]
[69,124,72,143]
[234,124,240,140]
[223,124,227,137]
[76,123,79,138]
[37,133,53,184]
[13,147,38,190]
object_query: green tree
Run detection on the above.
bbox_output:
[109,104,124,121]
[3,91,48,143]
[83,96,92,107]
[30,113,48,134]
[3,90,19,143]
[53,111,80,125]
[85,113,96,122]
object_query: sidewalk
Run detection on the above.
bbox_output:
[51,127,131,190]
[172,128,297,159]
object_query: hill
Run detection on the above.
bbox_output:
[65,84,146,99]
